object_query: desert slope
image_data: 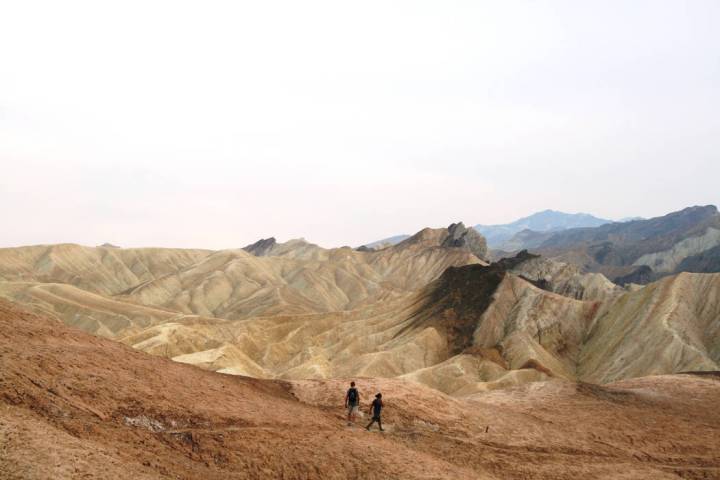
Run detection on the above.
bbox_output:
[579,271,720,382]
[0,224,483,339]
[121,238,481,319]
[0,244,212,295]
[401,265,720,391]
[2,299,719,479]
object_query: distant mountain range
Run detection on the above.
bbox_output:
[361,210,620,251]
[475,210,613,248]
[362,234,411,249]
[522,205,720,284]
[360,207,720,286]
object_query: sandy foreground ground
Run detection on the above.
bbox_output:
[1,299,719,479]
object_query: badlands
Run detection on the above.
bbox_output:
[1,220,720,478]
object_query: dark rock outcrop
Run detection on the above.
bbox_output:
[441,222,488,260]
[399,250,530,355]
[395,222,489,261]
[614,266,655,286]
[674,245,720,274]
[242,237,277,256]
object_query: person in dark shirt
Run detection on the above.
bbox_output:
[366,393,384,431]
[344,381,360,426]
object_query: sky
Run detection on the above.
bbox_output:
[1,1,719,249]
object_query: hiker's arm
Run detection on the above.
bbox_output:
[344,392,348,408]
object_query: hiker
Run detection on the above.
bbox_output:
[366,393,384,431]
[345,381,360,426]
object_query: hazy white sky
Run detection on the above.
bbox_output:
[1,1,719,249]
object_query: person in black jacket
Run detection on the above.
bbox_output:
[344,381,360,426]
[366,393,384,431]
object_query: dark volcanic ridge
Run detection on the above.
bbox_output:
[401,251,540,355]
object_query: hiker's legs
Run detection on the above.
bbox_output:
[366,416,383,430]
[348,406,358,425]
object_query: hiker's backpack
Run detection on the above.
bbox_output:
[348,388,358,405]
